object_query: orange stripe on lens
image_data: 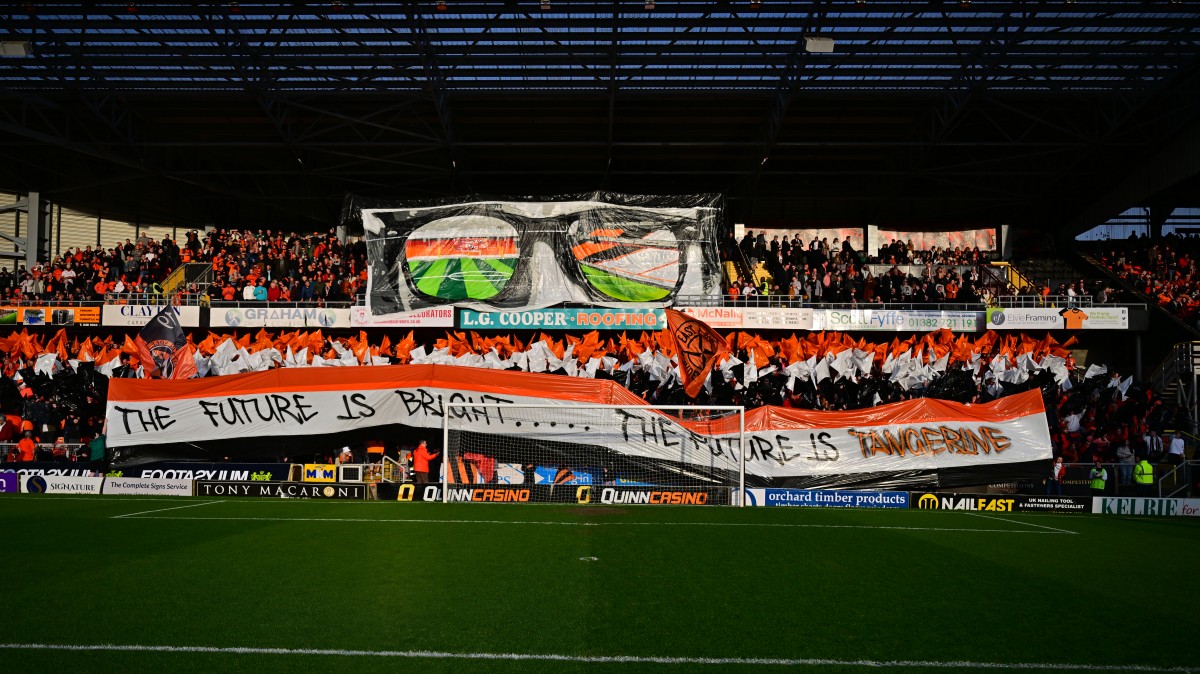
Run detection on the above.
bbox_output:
[572,240,617,260]
[405,237,517,258]
[587,228,625,239]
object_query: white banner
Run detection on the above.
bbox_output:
[811,309,979,332]
[19,475,104,494]
[106,368,1051,480]
[211,307,351,329]
[350,305,455,328]
[987,307,1128,330]
[101,477,194,496]
[102,305,201,328]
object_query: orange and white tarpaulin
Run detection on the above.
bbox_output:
[106,365,1052,479]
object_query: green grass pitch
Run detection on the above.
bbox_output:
[1,495,1198,673]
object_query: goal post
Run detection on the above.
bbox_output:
[440,403,746,506]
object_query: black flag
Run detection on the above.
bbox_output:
[135,305,189,379]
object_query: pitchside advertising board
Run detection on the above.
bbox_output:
[109,462,292,482]
[459,307,666,331]
[212,307,351,329]
[101,477,194,496]
[0,305,101,326]
[396,483,728,505]
[0,471,16,493]
[19,475,104,494]
[1,463,101,477]
[677,307,981,332]
[1094,497,1200,517]
[911,492,1092,513]
[196,480,367,499]
[743,488,909,508]
[986,307,1129,330]
[102,305,201,327]
[350,306,455,328]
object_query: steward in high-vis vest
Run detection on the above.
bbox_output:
[1133,457,1155,496]
[1088,459,1108,496]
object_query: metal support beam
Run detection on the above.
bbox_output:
[0,192,48,269]
[1066,116,1200,235]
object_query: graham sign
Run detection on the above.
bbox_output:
[212,307,350,329]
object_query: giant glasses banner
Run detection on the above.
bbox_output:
[356,193,723,317]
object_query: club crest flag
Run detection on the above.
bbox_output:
[665,308,726,398]
[135,306,188,379]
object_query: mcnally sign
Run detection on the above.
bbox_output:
[106,365,1051,480]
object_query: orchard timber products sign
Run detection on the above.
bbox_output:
[106,365,1052,480]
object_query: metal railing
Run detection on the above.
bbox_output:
[1158,460,1195,498]
[994,294,1093,308]
[673,295,987,310]
[0,442,90,462]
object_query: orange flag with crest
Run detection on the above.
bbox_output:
[664,309,727,398]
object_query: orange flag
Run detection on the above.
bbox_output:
[664,308,727,398]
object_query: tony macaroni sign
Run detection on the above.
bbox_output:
[106,365,1051,480]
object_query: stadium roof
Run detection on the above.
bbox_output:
[1,2,1198,233]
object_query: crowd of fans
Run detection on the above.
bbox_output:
[1097,232,1200,326]
[0,227,368,306]
[0,233,179,304]
[194,228,368,304]
[0,323,1179,471]
[720,230,998,304]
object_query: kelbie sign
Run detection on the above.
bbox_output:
[106,365,1052,480]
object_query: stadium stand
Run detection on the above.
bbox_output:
[1095,233,1200,327]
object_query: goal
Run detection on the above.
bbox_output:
[440,403,745,506]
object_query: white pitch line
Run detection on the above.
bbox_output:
[111,500,225,519]
[109,515,1070,534]
[965,511,1080,535]
[0,643,1192,672]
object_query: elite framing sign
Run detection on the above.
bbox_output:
[107,364,1052,483]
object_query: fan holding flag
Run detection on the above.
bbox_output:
[135,305,197,380]
[664,308,728,398]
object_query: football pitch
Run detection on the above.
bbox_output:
[2,496,1198,673]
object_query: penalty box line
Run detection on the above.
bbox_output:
[110,515,1073,534]
[965,511,1080,535]
[111,500,225,519]
[0,643,1192,672]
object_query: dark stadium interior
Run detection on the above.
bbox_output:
[1,3,1198,234]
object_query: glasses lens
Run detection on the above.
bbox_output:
[405,215,519,301]
[570,221,681,301]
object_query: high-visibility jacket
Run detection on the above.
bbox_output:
[1134,460,1155,485]
[1089,467,1107,490]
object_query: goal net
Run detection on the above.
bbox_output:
[438,404,745,506]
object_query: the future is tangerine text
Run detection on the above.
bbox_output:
[847,425,1012,458]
